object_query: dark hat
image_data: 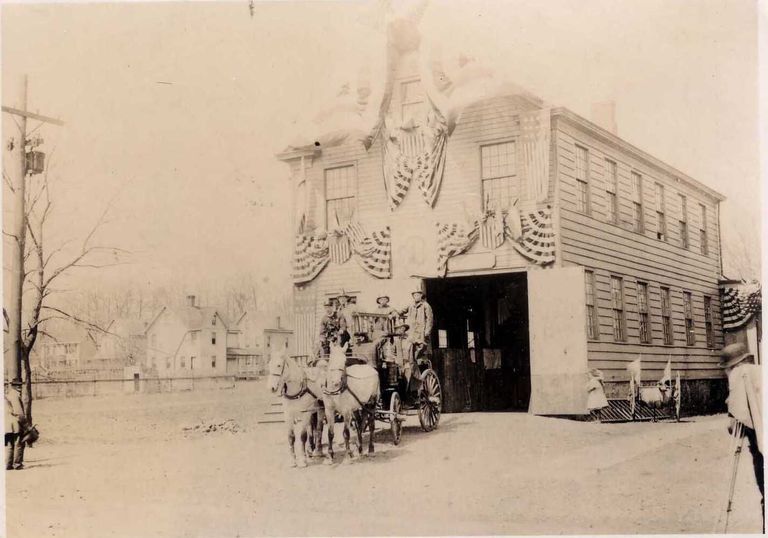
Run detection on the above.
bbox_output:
[376,295,390,304]
[719,342,754,369]
[394,322,409,331]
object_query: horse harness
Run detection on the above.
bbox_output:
[270,357,319,401]
[322,367,368,408]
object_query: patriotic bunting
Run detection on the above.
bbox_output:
[292,221,391,284]
[436,207,557,275]
[720,282,762,331]
[383,104,448,210]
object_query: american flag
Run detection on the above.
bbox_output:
[510,208,556,265]
[436,221,479,276]
[292,232,329,284]
[721,284,762,331]
[479,208,505,250]
[383,136,413,210]
[414,109,448,207]
[351,225,392,279]
[520,109,551,203]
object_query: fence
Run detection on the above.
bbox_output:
[31,375,236,400]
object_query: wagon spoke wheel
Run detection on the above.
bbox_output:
[390,392,402,445]
[418,369,441,432]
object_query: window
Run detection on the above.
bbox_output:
[584,271,599,340]
[574,145,590,214]
[481,141,518,211]
[637,282,651,343]
[610,276,626,341]
[211,356,217,368]
[212,316,217,326]
[325,165,356,229]
[655,183,666,241]
[661,287,673,345]
[699,203,708,256]
[679,194,688,249]
[267,336,271,348]
[605,159,618,223]
[285,340,289,349]
[181,357,186,368]
[704,296,714,348]
[631,172,644,232]
[683,291,695,346]
[400,80,424,123]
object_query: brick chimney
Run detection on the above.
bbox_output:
[186,295,197,308]
[591,101,617,135]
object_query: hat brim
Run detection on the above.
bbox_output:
[719,352,754,369]
[411,291,424,296]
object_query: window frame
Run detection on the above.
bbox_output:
[679,194,689,249]
[637,281,652,344]
[584,270,599,340]
[400,78,425,124]
[704,295,715,348]
[683,291,695,346]
[610,276,626,342]
[660,286,674,345]
[324,164,358,230]
[480,140,519,212]
[631,171,644,233]
[604,159,618,224]
[699,203,709,256]
[655,182,666,241]
[574,145,591,215]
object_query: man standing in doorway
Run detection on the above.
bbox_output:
[399,289,433,395]
[720,342,763,532]
[5,379,27,470]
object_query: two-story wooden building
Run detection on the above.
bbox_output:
[277,43,726,416]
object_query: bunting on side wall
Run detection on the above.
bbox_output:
[720,282,762,331]
[436,206,556,276]
[292,221,391,284]
[382,102,448,210]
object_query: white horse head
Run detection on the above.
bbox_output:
[326,341,349,392]
[266,350,288,394]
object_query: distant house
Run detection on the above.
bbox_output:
[93,319,147,372]
[226,312,294,377]
[32,325,99,379]
[143,295,229,378]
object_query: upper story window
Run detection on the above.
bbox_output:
[678,194,689,249]
[699,203,709,256]
[211,332,217,345]
[661,287,673,345]
[325,165,356,229]
[704,296,714,348]
[655,183,667,241]
[481,141,518,211]
[683,291,695,346]
[574,145,590,214]
[631,172,644,233]
[605,159,618,223]
[610,276,626,342]
[637,282,651,344]
[400,80,425,124]
[212,316,217,326]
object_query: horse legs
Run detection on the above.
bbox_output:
[367,407,375,455]
[307,413,317,453]
[296,426,308,468]
[288,423,297,468]
[312,409,324,458]
[342,416,354,464]
[323,406,335,465]
[353,411,364,457]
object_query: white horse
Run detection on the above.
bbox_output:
[322,342,380,465]
[266,351,324,468]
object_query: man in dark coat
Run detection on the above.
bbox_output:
[317,298,339,357]
[5,379,26,470]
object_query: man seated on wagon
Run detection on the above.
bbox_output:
[317,298,339,358]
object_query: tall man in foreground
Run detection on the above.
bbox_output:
[720,342,763,531]
[399,290,433,395]
[5,379,27,470]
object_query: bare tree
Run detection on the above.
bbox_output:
[4,161,128,422]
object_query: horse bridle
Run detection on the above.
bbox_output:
[271,357,318,400]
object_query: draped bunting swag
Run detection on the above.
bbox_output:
[437,207,556,276]
[293,222,391,284]
[382,102,449,210]
[720,283,762,331]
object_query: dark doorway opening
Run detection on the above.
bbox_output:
[425,272,530,412]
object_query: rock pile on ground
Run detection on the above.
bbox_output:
[183,419,243,434]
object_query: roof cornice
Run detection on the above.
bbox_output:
[551,107,726,202]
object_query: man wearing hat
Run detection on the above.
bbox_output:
[335,291,355,350]
[4,379,27,470]
[720,342,763,529]
[317,298,339,357]
[398,289,433,394]
[372,295,398,339]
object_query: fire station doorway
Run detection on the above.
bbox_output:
[424,272,530,412]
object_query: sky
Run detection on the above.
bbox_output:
[1,0,762,308]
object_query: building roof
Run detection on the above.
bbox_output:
[144,305,230,334]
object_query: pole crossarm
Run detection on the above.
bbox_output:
[2,105,64,126]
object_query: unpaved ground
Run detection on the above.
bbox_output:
[6,382,763,537]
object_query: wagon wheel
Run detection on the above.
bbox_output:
[418,369,442,432]
[390,392,402,445]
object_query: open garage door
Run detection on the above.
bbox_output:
[527,266,588,415]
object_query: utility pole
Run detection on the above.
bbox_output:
[3,75,64,383]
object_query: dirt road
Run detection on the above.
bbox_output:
[6,383,763,536]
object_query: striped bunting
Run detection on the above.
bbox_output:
[382,105,448,210]
[350,225,392,279]
[480,210,505,250]
[721,284,762,331]
[328,232,351,264]
[436,221,479,276]
[510,208,556,265]
[520,109,551,202]
[292,233,330,284]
